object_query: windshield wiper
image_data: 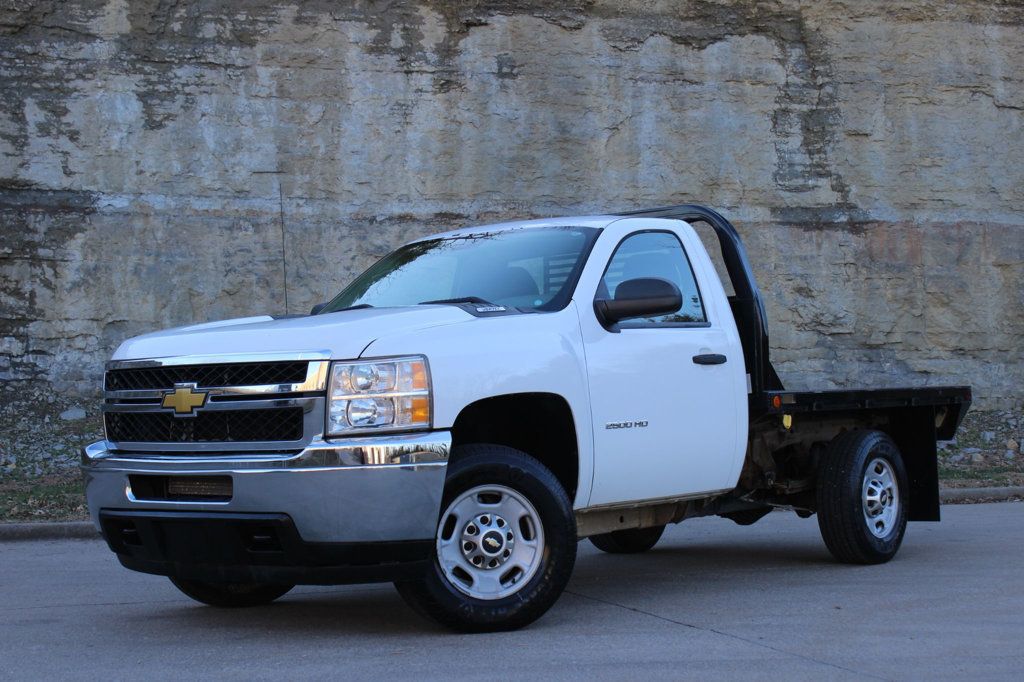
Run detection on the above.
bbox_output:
[329,303,374,313]
[419,296,498,307]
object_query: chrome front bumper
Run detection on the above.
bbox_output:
[81,431,451,544]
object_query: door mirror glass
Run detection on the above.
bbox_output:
[595,231,708,328]
[595,277,682,325]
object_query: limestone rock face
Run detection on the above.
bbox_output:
[1,1,1021,409]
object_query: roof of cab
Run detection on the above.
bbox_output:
[408,214,622,243]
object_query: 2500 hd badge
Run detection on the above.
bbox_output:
[605,420,649,429]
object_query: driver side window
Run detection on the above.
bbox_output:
[599,231,708,328]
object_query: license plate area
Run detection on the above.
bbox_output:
[128,475,233,502]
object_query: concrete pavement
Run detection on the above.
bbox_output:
[1,502,1022,680]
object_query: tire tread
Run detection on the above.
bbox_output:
[816,429,907,565]
[395,444,577,632]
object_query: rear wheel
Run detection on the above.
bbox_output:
[589,525,665,554]
[816,430,908,564]
[169,578,293,607]
[394,444,577,632]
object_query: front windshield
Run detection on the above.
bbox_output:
[321,226,599,313]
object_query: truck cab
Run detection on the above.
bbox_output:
[82,205,970,631]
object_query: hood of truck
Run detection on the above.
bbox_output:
[111,306,474,361]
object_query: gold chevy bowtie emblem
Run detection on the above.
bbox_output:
[161,384,208,416]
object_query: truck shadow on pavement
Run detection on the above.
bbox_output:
[119,535,916,635]
[141,586,435,634]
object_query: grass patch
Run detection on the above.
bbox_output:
[0,471,88,522]
[937,465,1024,489]
[938,465,1015,481]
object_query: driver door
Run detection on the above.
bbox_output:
[581,227,743,506]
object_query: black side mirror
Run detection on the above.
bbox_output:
[595,278,682,326]
[310,302,327,316]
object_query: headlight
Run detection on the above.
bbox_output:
[327,356,431,436]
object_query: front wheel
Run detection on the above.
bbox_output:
[169,578,293,607]
[394,444,577,632]
[816,429,908,565]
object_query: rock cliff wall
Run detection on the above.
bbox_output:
[1,0,1021,413]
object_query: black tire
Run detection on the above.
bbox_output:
[394,444,577,632]
[169,577,293,607]
[816,429,909,565]
[589,525,665,554]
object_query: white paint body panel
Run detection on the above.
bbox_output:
[112,306,473,361]
[110,214,749,510]
[364,306,595,507]
[573,218,749,506]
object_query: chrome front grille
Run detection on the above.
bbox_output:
[105,361,309,391]
[102,353,330,452]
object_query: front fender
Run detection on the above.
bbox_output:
[360,304,594,507]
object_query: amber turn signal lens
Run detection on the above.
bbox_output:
[410,361,428,391]
[410,395,430,423]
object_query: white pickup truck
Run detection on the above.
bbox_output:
[82,204,971,631]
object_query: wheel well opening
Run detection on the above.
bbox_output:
[451,393,579,500]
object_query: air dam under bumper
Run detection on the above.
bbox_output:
[81,432,450,584]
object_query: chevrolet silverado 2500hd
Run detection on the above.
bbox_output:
[82,204,970,631]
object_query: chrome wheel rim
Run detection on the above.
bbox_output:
[435,484,545,601]
[862,458,900,538]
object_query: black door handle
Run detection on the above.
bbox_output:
[693,353,727,365]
